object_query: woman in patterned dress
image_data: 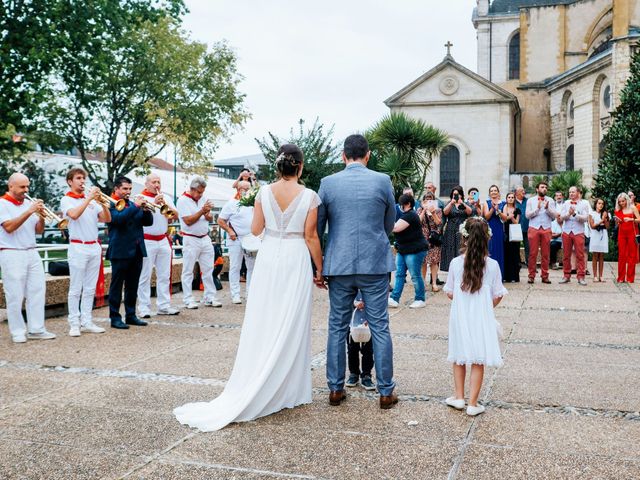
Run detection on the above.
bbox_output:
[440,186,472,272]
[419,191,443,292]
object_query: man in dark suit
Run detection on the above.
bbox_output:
[106,176,153,329]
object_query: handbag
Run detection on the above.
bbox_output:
[509,223,523,242]
[425,215,442,247]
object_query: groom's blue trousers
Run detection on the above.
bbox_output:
[326,274,395,396]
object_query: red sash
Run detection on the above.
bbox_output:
[1,193,23,205]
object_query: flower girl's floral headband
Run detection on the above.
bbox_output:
[459,217,492,238]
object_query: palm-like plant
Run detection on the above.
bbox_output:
[549,170,589,198]
[367,113,448,196]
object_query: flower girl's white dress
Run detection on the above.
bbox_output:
[174,185,320,431]
[443,255,507,367]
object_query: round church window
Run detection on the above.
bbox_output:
[439,76,459,96]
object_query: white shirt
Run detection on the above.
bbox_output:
[140,192,177,236]
[559,200,589,235]
[0,197,39,249]
[525,195,557,230]
[218,198,254,245]
[176,193,210,236]
[60,195,101,242]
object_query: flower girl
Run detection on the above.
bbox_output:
[443,217,507,416]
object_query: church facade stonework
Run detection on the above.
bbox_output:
[386,0,639,195]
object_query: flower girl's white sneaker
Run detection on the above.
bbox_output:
[466,404,485,416]
[445,397,465,410]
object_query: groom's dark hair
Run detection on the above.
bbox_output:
[343,134,369,160]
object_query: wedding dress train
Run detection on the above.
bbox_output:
[174,185,320,431]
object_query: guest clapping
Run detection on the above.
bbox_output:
[558,186,589,285]
[483,185,505,277]
[501,192,521,282]
[588,198,609,282]
[613,193,640,283]
[389,194,429,309]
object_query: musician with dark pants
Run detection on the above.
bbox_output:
[106,176,153,329]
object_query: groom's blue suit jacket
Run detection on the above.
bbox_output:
[317,162,396,276]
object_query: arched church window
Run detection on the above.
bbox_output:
[569,100,575,120]
[602,85,611,110]
[508,32,520,80]
[565,145,574,171]
[440,145,460,195]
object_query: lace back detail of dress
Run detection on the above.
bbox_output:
[261,185,320,238]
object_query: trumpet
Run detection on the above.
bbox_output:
[24,194,69,230]
[97,192,126,212]
[135,195,174,218]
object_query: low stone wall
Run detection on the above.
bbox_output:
[0,256,231,310]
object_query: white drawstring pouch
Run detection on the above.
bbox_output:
[350,308,371,343]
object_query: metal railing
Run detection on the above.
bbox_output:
[31,223,227,273]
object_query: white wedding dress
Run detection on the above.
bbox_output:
[174,185,320,431]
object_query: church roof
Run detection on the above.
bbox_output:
[489,0,576,14]
[384,54,519,107]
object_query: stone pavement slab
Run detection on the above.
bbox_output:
[0,262,638,479]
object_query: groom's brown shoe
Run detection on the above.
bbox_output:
[379,390,399,410]
[329,390,346,406]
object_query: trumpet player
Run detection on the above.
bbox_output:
[176,177,222,309]
[59,168,110,337]
[0,173,55,343]
[218,180,255,304]
[106,176,153,329]
[137,173,180,318]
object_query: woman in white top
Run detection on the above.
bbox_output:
[443,217,507,416]
[588,198,609,282]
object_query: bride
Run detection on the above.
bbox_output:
[174,144,325,431]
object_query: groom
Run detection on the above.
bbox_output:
[317,134,398,409]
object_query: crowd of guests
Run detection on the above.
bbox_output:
[389,181,640,306]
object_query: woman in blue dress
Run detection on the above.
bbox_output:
[482,184,506,278]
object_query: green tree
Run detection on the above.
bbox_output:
[255,118,341,192]
[42,11,247,191]
[593,50,640,209]
[0,0,60,160]
[366,112,448,197]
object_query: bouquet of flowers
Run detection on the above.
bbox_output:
[238,185,260,207]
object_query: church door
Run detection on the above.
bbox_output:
[440,145,460,195]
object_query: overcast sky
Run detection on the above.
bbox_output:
[182,0,478,160]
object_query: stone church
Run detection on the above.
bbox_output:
[385,0,640,197]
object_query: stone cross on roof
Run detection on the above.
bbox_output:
[445,41,453,56]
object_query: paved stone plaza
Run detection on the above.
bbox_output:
[1,263,639,479]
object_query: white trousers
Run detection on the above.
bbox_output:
[137,238,172,314]
[67,242,102,327]
[0,249,46,337]
[181,236,217,304]
[227,242,255,298]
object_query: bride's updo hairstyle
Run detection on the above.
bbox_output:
[276,144,304,178]
[460,217,490,294]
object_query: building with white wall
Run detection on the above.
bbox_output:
[386,0,640,195]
